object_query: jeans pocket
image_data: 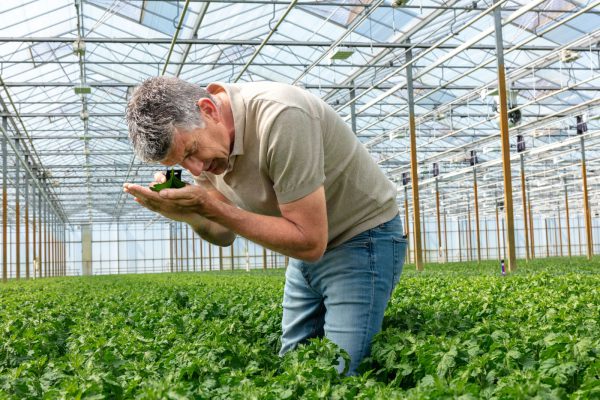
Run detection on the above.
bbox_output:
[391,237,407,289]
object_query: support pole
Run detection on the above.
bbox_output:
[473,167,481,264]
[191,226,196,272]
[179,223,184,272]
[483,217,490,260]
[403,185,411,264]
[443,208,448,263]
[558,206,564,257]
[25,173,29,279]
[458,218,462,262]
[495,203,501,260]
[38,191,42,278]
[1,116,7,283]
[200,238,204,272]
[545,218,550,258]
[494,5,517,272]
[405,43,423,271]
[219,246,223,271]
[579,135,593,260]
[44,203,48,277]
[262,247,267,271]
[15,144,20,279]
[520,153,530,261]
[185,223,190,272]
[564,180,571,257]
[553,213,560,257]
[169,224,173,272]
[467,196,472,261]
[116,221,120,274]
[32,186,36,278]
[422,206,427,263]
[528,196,535,258]
[435,178,442,263]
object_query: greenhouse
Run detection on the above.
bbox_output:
[1,0,599,398]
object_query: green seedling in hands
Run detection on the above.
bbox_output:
[150,168,186,192]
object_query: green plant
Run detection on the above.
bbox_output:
[150,169,186,192]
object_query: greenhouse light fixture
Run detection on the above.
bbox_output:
[328,47,353,61]
[391,0,409,7]
[559,49,580,63]
[74,85,91,95]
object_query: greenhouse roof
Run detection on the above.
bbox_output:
[1,0,598,225]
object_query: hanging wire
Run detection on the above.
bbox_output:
[268,3,277,31]
[172,0,181,29]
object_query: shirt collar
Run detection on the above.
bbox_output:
[206,82,245,167]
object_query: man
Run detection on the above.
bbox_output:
[123,76,407,375]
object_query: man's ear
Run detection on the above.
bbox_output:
[197,98,219,123]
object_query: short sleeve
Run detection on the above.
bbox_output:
[266,107,325,204]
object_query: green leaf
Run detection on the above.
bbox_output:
[150,169,186,192]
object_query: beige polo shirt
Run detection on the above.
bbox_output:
[195,81,399,249]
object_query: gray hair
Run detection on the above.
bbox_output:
[126,76,214,162]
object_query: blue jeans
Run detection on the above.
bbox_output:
[279,214,407,375]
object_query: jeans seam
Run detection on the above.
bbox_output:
[357,235,376,364]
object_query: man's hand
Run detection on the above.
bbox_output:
[123,173,236,246]
[123,173,211,223]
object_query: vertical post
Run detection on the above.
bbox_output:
[405,42,423,271]
[564,180,571,257]
[230,242,235,270]
[485,219,490,260]
[519,153,530,261]
[169,224,173,272]
[81,224,92,275]
[1,116,7,283]
[495,203,501,260]
[554,211,561,257]
[32,186,36,278]
[403,184,411,264]
[528,196,535,258]
[457,218,462,262]
[185,224,190,272]
[191,226,196,272]
[443,208,448,262]
[208,243,212,271]
[179,223,184,272]
[44,203,48,277]
[116,221,120,274]
[545,218,550,258]
[219,246,223,271]
[435,179,442,262]
[494,5,517,272]
[15,145,20,279]
[579,135,593,259]
[200,238,204,272]
[578,215,583,256]
[50,214,54,276]
[262,247,267,271]
[421,206,427,263]
[25,173,29,279]
[557,207,563,257]
[473,167,481,263]
[466,196,472,261]
[38,190,42,278]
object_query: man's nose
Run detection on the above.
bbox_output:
[181,159,204,176]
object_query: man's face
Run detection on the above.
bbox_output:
[159,97,231,177]
[160,126,230,177]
